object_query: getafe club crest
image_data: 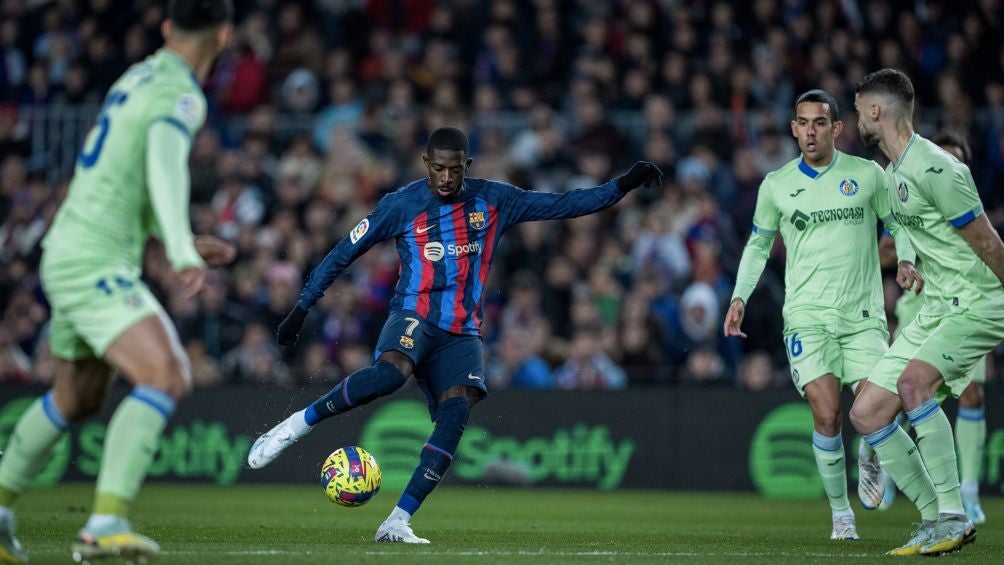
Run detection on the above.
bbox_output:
[898,181,909,203]
[399,336,414,349]
[838,178,859,196]
[467,210,486,230]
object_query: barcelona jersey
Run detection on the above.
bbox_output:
[298,177,623,335]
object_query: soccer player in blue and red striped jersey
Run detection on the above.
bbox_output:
[247,126,662,543]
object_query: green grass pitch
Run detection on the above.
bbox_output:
[11,484,1003,564]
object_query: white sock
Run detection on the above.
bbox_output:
[0,507,12,522]
[832,508,854,520]
[85,514,120,530]
[389,506,411,523]
[290,409,312,435]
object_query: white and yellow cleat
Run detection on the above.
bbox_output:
[71,519,159,564]
[0,512,28,564]
[919,513,975,557]
[886,520,935,556]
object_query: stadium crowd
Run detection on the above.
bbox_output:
[1,0,1003,391]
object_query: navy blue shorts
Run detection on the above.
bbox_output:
[374,309,487,415]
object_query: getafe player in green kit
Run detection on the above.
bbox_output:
[849,69,1004,556]
[724,89,919,541]
[877,131,990,524]
[0,1,234,563]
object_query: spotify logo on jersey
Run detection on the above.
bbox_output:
[749,403,822,498]
[423,242,445,261]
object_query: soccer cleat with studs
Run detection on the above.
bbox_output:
[0,512,27,564]
[375,518,430,544]
[247,410,311,469]
[830,515,859,540]
[886,520,935,556]
[71,518,159,564]
[919,513,975,557]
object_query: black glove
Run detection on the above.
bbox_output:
[277,305,308,346]
[616,161,664,194]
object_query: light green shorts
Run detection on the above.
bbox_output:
[869,308,1004,399]
[42,259,164,360]
[783,312,889,397]
[894,292,987,384]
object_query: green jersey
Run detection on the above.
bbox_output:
[886,133,1004,313]
[743,151,899,322]
[43,48,206,271]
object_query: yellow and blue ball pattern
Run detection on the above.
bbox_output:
[321,446,382,507]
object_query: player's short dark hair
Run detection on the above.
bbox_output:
[931,130,972,166]
[169,0,233,32]
[795,89,839,122]
[426,127,469,155]
[855,69,914,107]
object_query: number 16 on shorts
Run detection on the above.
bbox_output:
[784,332,803,359]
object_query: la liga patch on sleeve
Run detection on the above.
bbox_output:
[173,93,203,130]
[350,218,369,244]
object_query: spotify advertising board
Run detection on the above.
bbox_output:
[2,384,1004,494]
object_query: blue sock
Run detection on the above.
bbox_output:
[304,360,407,425]
[397,397,470,516]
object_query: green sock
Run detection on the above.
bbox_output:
[812,432,850,513]
[908,400,964,515]
[955,406,985,488]
[94,387,175,517]
[864,421,939,521]
[0,394,68,507]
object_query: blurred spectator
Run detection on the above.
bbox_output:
[4,0,1004,389]
[554,324,627,390]
[487,327,555,390]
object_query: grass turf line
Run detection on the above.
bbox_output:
[10,485,1003,564]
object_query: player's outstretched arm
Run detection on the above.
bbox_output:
[956,213,1004,286]
[506,161,663,224]
[279,197,402,346]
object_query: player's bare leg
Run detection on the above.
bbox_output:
[805,376,857,540]
[72,313,192,563]
[0,357,112,564]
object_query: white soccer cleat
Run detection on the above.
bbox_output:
[857,449,885,510]
[878,471,896,510]
[375,518,430,544]
[0,511,28,564]
[830,515,859,540]
[247,410,311,469]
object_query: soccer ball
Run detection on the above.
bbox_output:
[321,446,382,507]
